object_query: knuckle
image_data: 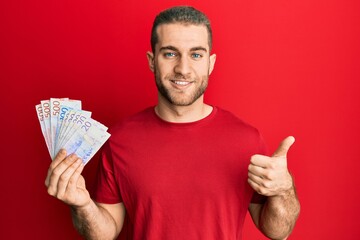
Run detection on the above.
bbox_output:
[49,174,58,184]
[248,178,256,187]
[258,188,268,196]
[64,155,73,163]
[70,161,79,170]
[52,167,61,176]
[268,161,276,169]
[56,192,63,200]
[262,180,271,189]
[250,155,258,162]
[59,172,70,182]
[248,179,254,188]
[47,187,56,196]
[265,172,274,180]
[48,164,56,173]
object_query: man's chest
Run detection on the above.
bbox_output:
[113,130,252,205]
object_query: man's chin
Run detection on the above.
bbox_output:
[167,95,203,106]
[157,85,206,107]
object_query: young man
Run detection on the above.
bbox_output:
[45,6,300,240]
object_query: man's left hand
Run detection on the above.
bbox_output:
[248,136,295,197]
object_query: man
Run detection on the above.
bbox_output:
[45,6,300,240]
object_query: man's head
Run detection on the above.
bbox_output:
[151,6,212,53]
[147,6,216,107]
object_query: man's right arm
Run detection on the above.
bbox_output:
[45,149,125,240]
[71,201,125,240]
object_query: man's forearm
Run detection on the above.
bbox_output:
[259,185,300,240]
[71,200,118,240]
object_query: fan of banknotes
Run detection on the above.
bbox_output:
[35,98,111,164]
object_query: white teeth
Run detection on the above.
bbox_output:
[174,81,189,85]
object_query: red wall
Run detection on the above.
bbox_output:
[1,0,359,239]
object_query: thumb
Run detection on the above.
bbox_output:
[272,136,295,158]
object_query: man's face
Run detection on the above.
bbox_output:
[147,23,216,106]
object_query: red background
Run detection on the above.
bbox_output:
[1,0,359,239]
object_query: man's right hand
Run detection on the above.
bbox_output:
[45,149,91,208]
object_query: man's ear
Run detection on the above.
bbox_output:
[209,53,216,75]
[147,51,155,72]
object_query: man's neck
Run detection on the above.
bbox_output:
[155,97,213,123]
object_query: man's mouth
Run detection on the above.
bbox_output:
[171,80,192,86]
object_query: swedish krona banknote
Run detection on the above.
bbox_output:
[35,98,110,164]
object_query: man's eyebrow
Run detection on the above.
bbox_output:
[158,46,208,52]
[190,47,208,52]
[159,46,179,52]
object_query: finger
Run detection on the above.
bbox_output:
[248,176,273,196]
[272,136,295,158]
[56,158,83,199]
[67,161,85,191]
[248,177,260,190]
[248,163,266,178]
[45,149,67,187]
[250,154,272,168]
[46,154,78,196]
[248,171,263,186]
[249,163,276,181]
[52,148,68,167]
[248,177,267,195]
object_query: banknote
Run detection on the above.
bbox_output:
[35,104,51,156]
[50,98,70,157]
[55,108,92,156]
[41,100,52,155]
[54,103,82,152]
[62,118,110,164]
[36,98,110,164]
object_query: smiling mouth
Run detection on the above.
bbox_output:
[171,80,192,86]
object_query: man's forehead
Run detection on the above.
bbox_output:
[155,23,209,51]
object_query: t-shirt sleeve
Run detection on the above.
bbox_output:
[250,132,268,204]
[92,141,123,204]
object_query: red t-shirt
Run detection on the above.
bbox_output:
[93,106,267,240]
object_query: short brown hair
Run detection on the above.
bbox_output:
[151,6,213,52]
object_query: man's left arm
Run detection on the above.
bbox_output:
[248,136,300,240]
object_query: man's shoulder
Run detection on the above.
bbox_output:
[214,106,266,152]
[215,106,258,131]
[109,107,155,134]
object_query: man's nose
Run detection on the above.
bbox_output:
[174,56,191,76]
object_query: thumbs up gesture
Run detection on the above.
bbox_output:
[248,136,295,197]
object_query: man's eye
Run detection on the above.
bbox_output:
[192,53,202,59]
[164,52,176,58]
